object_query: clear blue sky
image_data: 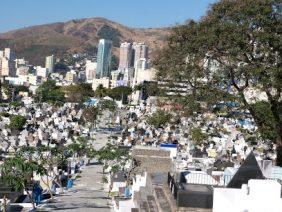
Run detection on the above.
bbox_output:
[0,0,217,32]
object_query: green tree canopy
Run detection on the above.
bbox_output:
[94,84,109,98]
[2,157,45,209]
[190,127,208,145]
[147,110,172,128]
[108,86,132,103]
[154,0,282,165]
[99,99,117,112]
[63,83,94,103]
[35,80,65,103]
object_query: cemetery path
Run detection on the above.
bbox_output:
[41,124,113,211]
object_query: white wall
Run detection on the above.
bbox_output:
[213,180,282,212]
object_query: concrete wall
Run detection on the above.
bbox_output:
[133,147,172,173]
[213,179,282,212]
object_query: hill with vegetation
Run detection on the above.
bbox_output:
[0,18,170,65]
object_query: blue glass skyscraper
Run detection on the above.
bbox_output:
[96,39,112,79]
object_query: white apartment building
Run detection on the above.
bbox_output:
[36,66,49,78]
[92,77,111,91]
[65,70,78,84]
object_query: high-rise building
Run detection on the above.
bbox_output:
[133,42,149,68]
[96,39,112,79]
[85,60,97,81]
[119,42,132,70]
[0,48,16,77]
[4,48,14,60]
[0,57,16,77]
[45,55,55,73]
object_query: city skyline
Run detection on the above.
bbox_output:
[0,0,218,33]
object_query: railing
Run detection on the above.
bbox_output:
[184,172,233,186]
[168,172,234,187]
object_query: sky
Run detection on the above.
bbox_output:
[0,0,218,33]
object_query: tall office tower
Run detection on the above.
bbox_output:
[133,42,149,68]
[96,39,112,79]
[119,42,132,70]
[45,55,55,73]
[4,48,14,60]
[85,60,97,81]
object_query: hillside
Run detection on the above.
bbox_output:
[0,18,170,65]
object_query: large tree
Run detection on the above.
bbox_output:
[108,86,132,103]
[35,80,65,103]
[154,0,282,165]
[63,83,93,104]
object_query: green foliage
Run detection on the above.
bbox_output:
[84,45,98,57]
[67,137,96,159]
[0,112,10,117]
[2,82,14,101]
[35,80,65,103]
[97,25,121,47]
[154,0,282,158]
[94,85,109,98]
[253,101,277,141]
[111,165,120,174]
[9,115,26,131]
[15,85,29,93]
[101,176,108,184]
[2,156,45,192]
[108,86,132,103]
[55,61,69,73]
[10,101,22,107]
[147,110,171,128]
[111,55,119,71]
[190,127,208,145]
[99,99,117,112]
[96,144,130,169]
[144,81,161,97]
[64,83,93,103]
[83,106,99,123]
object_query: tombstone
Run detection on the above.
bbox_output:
[227,152,264,188]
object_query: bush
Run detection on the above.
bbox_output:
[10,101,22,107]
[147,110,171,128]
[190,127,208,145]
[9,115,27,131]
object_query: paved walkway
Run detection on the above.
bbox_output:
[41,114,113,211]
[42,163,112,211]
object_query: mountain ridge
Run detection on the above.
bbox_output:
[0,17,171,65]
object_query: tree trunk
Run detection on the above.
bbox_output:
[2,196,7,212]
[41,176,54,200]
[268,98,282,166]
